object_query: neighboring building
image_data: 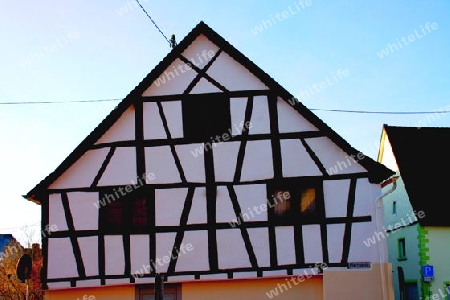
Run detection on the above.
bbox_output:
[25,21,395,300]
[0,234,16,253]
[378,124,450,300]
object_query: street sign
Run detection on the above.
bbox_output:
[422,265,434,282]
[422,265,434,277]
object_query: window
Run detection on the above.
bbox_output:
[182,94,231,142]
[398,238,406,260]
[445,283,450,300]
[393,201,397,214]
[404,281,419,300]
[268,180,323,223]
[100,189,149,233]
[137,284,181,300]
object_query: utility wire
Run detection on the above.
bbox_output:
[1,98,449,115]
[134,0,171,46]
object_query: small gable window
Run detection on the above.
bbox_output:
[268,179,323,224]
[99,189,149,233]
[182,94,231,142]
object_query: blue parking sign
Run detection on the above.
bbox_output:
[422,265,434,277]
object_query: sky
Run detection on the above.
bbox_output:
[1,0,449,245]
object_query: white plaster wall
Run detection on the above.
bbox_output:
[277,98,318,133]
[175,143,206,183]
[216,185,237,223]
[155,188,187,226]
[142,58,198,97]
[212,141,240,182]
[217,229,251,269]
[145,146,181,184]
[303,225,323,264]
[175,230,209,272]
[234,184,267,222]
[206,51,268,91]
[67,192,99,230]
[280,139,322,177]
[187,188,207,225]
[323,179,351,218]
[247,227,271,267]
[143,102,167,140]
[306,137,367,175]
[78,236,98,277]
[354,178,376,217]
[327,224,345,263]
[48,193,68,231]
[181,34,220,69]
[97,147,137,186]
[155,232,177,273]
[49,148,109,189]
[249,95,271,134]
[348,222,378,262]
[190,78,222,94]
[275,226,296,265]
[104,235,125,275]
[95,107,135,144]
[230,97,247,136]
[161,101,184,138]
[47,238,79,279]
[130,235,150,275]
[240,140,273,181]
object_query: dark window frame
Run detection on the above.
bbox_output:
[135,283,182,300]
[267,178,324,225]
[182,93,231,142]
[99,187,151,234]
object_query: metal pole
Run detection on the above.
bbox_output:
[26,279,28,300]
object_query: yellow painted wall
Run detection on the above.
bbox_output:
[44,285,135,300]
[323,263,394,300]
[181,276,323,300]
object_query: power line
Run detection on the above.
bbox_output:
[0,98,121,105]
[309,108,450,114]
[134,0,171,46]
[1,98,449,115]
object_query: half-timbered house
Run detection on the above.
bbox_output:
[25,21,395,300]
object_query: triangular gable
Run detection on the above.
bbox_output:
[25,21,393,203]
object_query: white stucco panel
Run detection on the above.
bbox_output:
[212,141,240,182]
[348,222,378,262]
[216,186,237,223]
[217,229,252,269]
[305,137,367,175]
[47,238,79,279]
[302,225,323,264]
[187,187,207,225]
[78,236,98,277]
[155,232,177,273]
[142,58,198,97]
[327,224,345,263]
[247,227,271,267]
[97,147,137,186]
[67,192,99,231]
[249,96,271,134]
[175,230,209,272]
[323,179,351,218]
[190,77,222,94]
[181,34,220,69]
[104,235,125,275]
[176,143,206,183]
[234,184,268,222]
[281,139,322,177]
[143,102,166,140]
[206,51,268,91]
[130,235,150,276]
[230,97,248,136]
[155,188,188,226]
[145,146,182,184]
[277,98,318,133]
[95,106,135,144]
[240,140,273,181]
[354,178,378,217]
[48,193,68,231]
[275,226,296,265]
[49,148,109,189]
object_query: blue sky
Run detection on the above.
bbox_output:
[1,0,449,244]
